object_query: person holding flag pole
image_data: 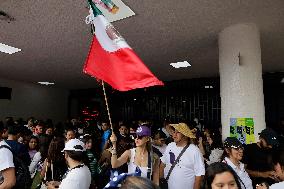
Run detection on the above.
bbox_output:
[83,1,163,186]
[83,0,163,129]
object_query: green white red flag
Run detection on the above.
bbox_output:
[83,1,164,91]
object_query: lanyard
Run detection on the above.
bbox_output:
[62,164,84,180]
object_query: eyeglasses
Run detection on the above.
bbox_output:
[232,146,244,151]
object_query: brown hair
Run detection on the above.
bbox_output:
[47,136,65,163]
[120,176,159,189]
[189,137,198,145]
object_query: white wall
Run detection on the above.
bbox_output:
[0,78,69,123]
[219,23,265,141]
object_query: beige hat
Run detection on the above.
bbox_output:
[170,123,196,139]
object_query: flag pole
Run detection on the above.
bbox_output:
[102,81,114,130]
[87,0,114,130]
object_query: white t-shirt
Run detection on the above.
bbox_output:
[128,149,149,178]
[161,142,205,189]
[29,151,41,178]
[152,144,167,155]
[270,181,284,189]
[59,164,91,189]
[0,141,14,184]
[223,157,253,189]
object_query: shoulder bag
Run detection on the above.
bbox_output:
[159,144,190,189]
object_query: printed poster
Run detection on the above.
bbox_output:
[230,118,255,144]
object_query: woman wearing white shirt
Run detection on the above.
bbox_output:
[0,124,16,188]
[110,125,159,184]
[221,137,253,189]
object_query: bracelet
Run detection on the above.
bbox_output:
[111,149,117,155]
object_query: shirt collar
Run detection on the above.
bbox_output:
[224,157,244,170]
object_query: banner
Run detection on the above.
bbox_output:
[230,118,255,144]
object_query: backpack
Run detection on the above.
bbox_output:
[0,145,32,189]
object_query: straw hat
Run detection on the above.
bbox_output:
[170,123,196,139]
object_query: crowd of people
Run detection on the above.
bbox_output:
[0,116,284,189]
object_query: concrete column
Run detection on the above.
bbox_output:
[219,23,266,141]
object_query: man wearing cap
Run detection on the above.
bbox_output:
[159,123,205,189]
[0,123,16,189]
[243,128,279,187]
[46,139,91,189]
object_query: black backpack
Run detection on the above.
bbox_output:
[0,145,32,189]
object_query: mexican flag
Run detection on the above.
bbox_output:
[83,1,164,91]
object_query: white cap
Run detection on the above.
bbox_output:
[62,139,86,152]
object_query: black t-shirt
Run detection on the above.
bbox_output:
[243,143,275,187]
[46,161,68,182]
[5,140,31,166]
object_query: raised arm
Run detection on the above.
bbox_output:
[110,133,130,168]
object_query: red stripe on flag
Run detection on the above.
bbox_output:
[83,36,164,91]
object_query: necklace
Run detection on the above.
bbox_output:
[141,153,144,160]
[135,150,146,165]
[62,164,84,180]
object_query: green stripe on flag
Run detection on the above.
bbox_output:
[87,0,102,16]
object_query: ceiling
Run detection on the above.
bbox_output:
[1,0,284,89]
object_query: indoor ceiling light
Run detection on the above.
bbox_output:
[281,78,284,83]
[205,85,214,89]
[38,82,55,85]
[170,61,191,68]
[0,43,21,54]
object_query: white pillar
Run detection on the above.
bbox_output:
[219,23,266,141]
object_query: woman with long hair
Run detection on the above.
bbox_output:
[221,137,253,189]
[205,130,223,165]
[202,162,242,189]
[110,125,159,184]
[30,135,52,189]
[41,136,68,182]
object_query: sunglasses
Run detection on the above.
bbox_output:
[135,135,146,140]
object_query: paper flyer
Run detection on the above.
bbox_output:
[230,118,255,144]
